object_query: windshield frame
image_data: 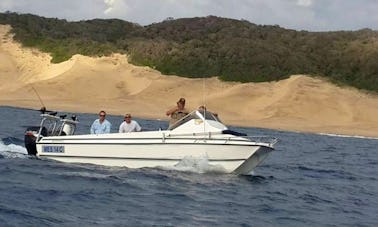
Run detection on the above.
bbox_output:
[168,110,222,130]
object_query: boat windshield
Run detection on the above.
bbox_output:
[168,110,221,130]
[198,110,221,122]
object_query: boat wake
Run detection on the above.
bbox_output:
[0,140,28,159]
[160,156,227,174]
[318,133,378,140]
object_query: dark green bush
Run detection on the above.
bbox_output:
[1,12,377,92]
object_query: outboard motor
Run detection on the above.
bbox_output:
[24,126,47,155]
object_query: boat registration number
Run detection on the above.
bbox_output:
[42,145,65,153]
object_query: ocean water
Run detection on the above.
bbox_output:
[0,106,377,226]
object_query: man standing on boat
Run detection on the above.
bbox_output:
[166,97,189,127]
[119,114,141,133]
[90,110,112,134]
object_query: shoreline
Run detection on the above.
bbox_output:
[2,102,378,139]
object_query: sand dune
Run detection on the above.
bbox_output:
[1,25,378,137]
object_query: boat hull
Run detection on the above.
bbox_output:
[36,137,273,174]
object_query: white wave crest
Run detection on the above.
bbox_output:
[160,156,227,174]
[318,133,378,140]
[0,141,28,158]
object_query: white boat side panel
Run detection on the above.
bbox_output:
[41,156,245,174]
[37,143,260,160]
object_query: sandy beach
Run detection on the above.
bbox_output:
[1,25,378,138]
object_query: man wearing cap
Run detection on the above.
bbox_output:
[119,114,142,133]
[166,97,189,128]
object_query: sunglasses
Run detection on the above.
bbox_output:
[125,117,131,119]
[99,115,106,117]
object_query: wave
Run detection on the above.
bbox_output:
[159,156,227,174]
[1,137,24,146]
[0,140,28,159]
[318,133,378,140]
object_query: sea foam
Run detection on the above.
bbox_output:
[0,141,27,158]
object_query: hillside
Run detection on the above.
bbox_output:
[0,12,377,92]
[1,24,378,138]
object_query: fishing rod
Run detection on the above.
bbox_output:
[30,85,47,113]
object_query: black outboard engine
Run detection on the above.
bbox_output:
[24,126,47,155]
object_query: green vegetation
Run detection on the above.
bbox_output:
[1,12,377,91]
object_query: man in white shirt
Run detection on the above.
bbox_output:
[119,114,141,133]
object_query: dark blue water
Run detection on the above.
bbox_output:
[1,106,377,226]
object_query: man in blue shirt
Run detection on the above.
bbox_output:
[90,110,112,134]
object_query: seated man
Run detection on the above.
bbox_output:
[119,114,141,133]
[198,105,218,117]
[90,110,111,134]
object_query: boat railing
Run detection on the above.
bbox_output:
[163,132,278,147]
[36,113,79,140]
[36,114,60,141]
[238,136,279,147]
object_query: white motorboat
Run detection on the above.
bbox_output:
[25,110,277,174]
